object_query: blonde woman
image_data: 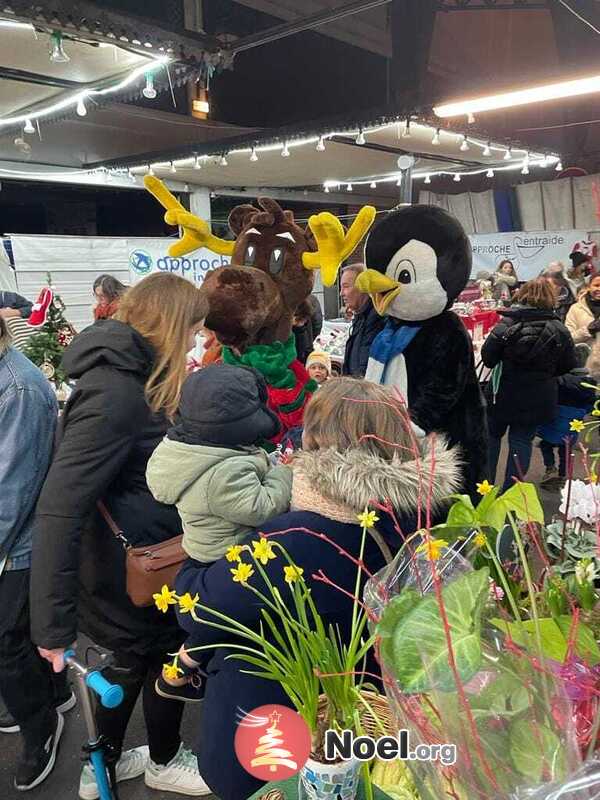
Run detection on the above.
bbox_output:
[174,378,462,800]
[31,274,210,797]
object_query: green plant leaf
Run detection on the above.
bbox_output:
[446,497,476,527]
[475,486,500,516]
[555,616,600,666]
[480,499,508,533]
[501,483,544,525]
[509,719,565,783]
[384,568,489,693]
[491,618,568,663]
[376,589,421,670]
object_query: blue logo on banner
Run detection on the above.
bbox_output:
[129,250,153,275]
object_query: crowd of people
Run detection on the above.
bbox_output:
[1,251,599,799]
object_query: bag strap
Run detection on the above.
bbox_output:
[97,500,130,550]
[368,526,393,565]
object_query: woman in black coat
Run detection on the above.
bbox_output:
[31,274,209,796]
[174,377,463,800]
[482,277,576,492]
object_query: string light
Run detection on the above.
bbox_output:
[483,141,491,156]
[504,147,512,161]
[347,183,353,192]
[521,161,529,175]
[142,72,157,99]
[170,161,177,174]
[370,181,377,189]
[49,31,69,63]
[396,176,402,187]
[356,129,366,145]
[128,169,137,182]
[467,112,475,124]
[76,98,87,117]
[424,175,431,184]
[556,160,563,171]
[453,173,461,182]
[23,119,35,135]
[432,128,441,145]
[316,136,326,152]
[324,185,329,193]
[184,183,190,192]
[486,168,494,178]
[219,153,228,166]
[250,146,258,162]
[147,164,154,176]
[460,135,469,152]
[194,155,202,170]
[281,142,290,157]
[402,119,411,138]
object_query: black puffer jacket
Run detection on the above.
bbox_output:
[481,305,576,426]
[31,320,183,657]
[342,299,385,377]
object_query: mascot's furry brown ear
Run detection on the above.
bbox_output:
[144,176,376,447]
[356,204,488,499]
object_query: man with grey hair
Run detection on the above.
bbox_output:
[0,317,73,791]
[340,263,385,377]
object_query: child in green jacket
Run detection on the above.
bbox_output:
[147,364,292,700]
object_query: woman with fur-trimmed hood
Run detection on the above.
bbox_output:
[175,378,462,800]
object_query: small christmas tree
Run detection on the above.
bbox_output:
[23,274,75,387]
[250,711,298,774]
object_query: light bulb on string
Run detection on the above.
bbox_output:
[347,183,353,192]
[396,176,402,187]
[194,155,202,170]
[467,112,475,124]
[316,136,326,152]
[483,141,491,157]
[219,153,228,167]
[556,160,563,172]
[324,185,330,193]
[184,183,190,192]
[521,161,530,175]
[460,135,469,152]
[486,168,494,178]
[142,72,157,99]
[370,181,377,189]
[424,175,431,184]
[281,142,290,157]
[49,31,69,63]
[147,164,154,176]
[453,173,461,182]
[431,128,440,146]
[504,147,512,161]
[76,97,87,117]
[250,146,258,162]
[356,129,366,145]
[23,118,34,135]
[170,161,177,174]
[402,119,411,138]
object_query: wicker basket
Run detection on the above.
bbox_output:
[316,690,395,739]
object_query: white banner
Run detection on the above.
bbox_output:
[469,230,590,281]
[126,239,230,286]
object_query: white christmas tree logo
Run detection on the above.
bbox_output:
[250,711,298,774]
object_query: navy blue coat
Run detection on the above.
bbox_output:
[175,509,401,800]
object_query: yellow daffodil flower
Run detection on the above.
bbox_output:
[284,565,304,584]
[415,538,449,562]
[476,480,493,496]
[163,660,183,681]
[153,584,177,614]
[231,562,255,584]
[252,538,276,565]
[357,509,380,529]
[225,545,244,563]
[474,531,488,548]
[178,592,199,614]
[590,472,599,485]
[570,419,585,433]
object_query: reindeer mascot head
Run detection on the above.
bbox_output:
[145,177,375,445]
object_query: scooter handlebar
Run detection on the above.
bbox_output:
[64,650,124,709]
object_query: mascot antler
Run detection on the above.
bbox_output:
[144,176,375,287]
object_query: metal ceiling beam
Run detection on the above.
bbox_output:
[0,66,82,89]
[439,1,548,7]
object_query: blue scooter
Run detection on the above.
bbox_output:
[64,649,124,800]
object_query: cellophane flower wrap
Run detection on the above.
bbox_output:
[364,544,582,800]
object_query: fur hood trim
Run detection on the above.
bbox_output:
[292,437,462,513]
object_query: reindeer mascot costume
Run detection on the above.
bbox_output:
[145,177,375,446]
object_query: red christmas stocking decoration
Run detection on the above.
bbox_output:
[29,287,54,327]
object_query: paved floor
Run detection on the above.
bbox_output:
[0,441,570,800]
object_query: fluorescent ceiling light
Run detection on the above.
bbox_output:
[434,73,600,118]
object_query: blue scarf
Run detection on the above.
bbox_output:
[369,320,421,383]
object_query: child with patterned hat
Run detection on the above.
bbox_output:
[305,351,331,386]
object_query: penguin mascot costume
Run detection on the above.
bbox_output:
[355,205,488,498]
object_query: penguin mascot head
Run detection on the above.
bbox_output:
[355,205,472,321]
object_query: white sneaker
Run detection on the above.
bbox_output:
[145,743,212,796]
[79,746,149,800]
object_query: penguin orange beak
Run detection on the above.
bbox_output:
[355,269,401,316]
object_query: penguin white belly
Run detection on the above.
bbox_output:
[365,353,426,439]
